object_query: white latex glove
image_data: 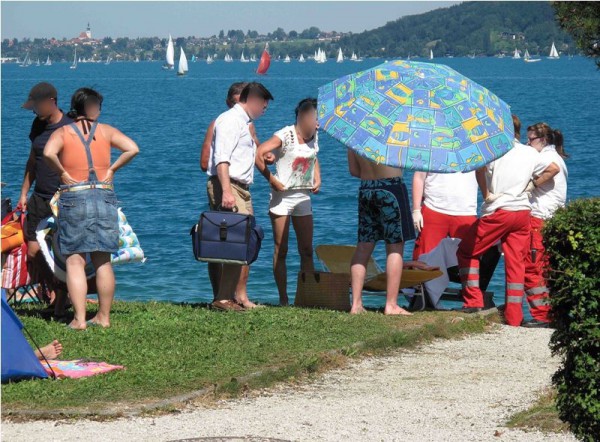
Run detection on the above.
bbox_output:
[485,193,502,204]
[524,180,536,196]
[412,209,424,232]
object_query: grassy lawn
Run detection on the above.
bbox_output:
[2,301,493,416]
[506,389,570,434]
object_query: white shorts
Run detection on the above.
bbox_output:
[269,190,312,217]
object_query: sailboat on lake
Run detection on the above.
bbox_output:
[513,48,521,59]
[337,48,344,63]
[240,52,249,63]
[44,55,52,66]
[163,34,175,69]
[284,55,291,63]
[20,52,31,67]
[299,54,305,63]
[70,49,77,69]
[256,43,271,75]
[206,54,213,64]
[224,53,233,62]
[429,49,434,60]
[548,42,560,59]
[177,48,188,75]
[524,49,541,63]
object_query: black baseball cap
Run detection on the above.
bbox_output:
[22,82,57,109]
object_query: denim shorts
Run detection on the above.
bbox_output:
[57,187,119,255]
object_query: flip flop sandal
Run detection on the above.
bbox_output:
[211,300,245,312]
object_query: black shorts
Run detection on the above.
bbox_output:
[25,193,53,242]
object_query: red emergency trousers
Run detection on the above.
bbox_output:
[524,216,551,322]
[457,209,531,326]
[412,205,477,259]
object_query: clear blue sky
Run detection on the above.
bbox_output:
[1,1,459,40]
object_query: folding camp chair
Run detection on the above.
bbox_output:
[315,244,443,311]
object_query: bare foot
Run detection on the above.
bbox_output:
[384,305,413,316]
[350,306,367,315]
[35,340,63,360]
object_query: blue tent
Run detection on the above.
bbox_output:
[1,290,48,382]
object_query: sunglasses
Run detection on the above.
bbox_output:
[527,136,543,143]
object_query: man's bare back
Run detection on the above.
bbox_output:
[347,150,402,180]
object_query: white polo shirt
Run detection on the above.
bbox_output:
[423,171,478,216]
[208,104,256,185]
[481,141,546,216]
[530,145,568,219]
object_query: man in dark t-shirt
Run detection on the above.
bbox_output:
[18,82,72,307]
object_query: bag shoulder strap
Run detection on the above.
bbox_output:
[70,122,99,181]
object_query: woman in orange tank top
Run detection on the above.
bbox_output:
[43,88,139,330]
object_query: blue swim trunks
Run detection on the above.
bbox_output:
[357,177,416,244]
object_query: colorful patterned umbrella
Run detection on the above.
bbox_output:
[318,60,514,173]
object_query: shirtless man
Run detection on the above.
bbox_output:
[347,150,416,315]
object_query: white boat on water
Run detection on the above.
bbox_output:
[35,58,41,66]
[513,48,521,59]
[206,54,213,64]
[284,55,291,63]
[44,55,52,66]
[240,52,249,63]
[429,49,434,60]
[177,47,188,75]
[164,34,175,69]
[524,49,541,63]
[315,48,327,63]
[337,48,344,63]
[20,52,31,67]
[299,54,305,63]
[250,54,257,62]
[548,42,560,59]
[224,53,233,62]
[105,56,111,65]
[70,49,77,69]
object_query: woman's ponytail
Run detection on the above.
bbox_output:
[552,129,568,159]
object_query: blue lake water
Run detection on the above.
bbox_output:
[2,57,599,311]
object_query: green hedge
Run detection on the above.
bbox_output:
[543,197,600,441]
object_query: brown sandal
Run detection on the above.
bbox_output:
[211,300,245,312]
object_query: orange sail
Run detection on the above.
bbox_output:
[256,43,271,75]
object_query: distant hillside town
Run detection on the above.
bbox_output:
[1,2,575,63]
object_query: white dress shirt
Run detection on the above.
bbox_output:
[530,145,568,219]
[208,103,256,185]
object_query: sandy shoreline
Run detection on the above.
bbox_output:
[3,325,575,442]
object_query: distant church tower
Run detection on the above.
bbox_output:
[85,23,92,39]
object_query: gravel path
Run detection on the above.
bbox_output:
[3,325,575,442]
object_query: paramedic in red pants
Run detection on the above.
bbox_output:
[411,171,478,259]
[456,116,558,325]
[522,122,568,328]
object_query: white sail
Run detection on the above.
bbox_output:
[299,54,305,63]
[45,55,52,66]
[70,49,77,69]
[240,52,249,62]
[429,49,434,60]
[250,54,257,62]
[224,53,233,62]
[178,48,188,74]
[548,42,559,59]
[206,54,213,64]
[351,52,357,61]
[513,48,521,59]
[524,49,530,60]
[284,55,291,63]
[337,48,344,63]
[166,34,175,67]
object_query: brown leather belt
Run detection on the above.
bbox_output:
[210,176,250,191]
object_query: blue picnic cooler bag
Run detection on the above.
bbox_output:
[190,211,264,265]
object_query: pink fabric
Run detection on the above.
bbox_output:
[42,360,124,379]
